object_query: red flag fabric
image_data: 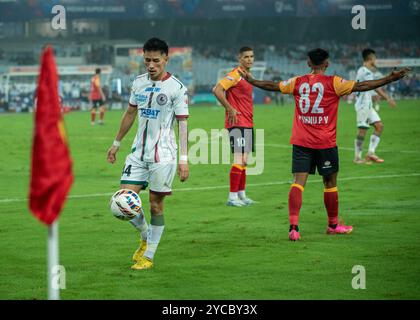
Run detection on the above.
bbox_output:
[29,47,73,225]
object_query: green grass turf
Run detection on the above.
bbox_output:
[0,99,420,299]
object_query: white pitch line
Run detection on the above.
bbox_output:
[1,172,419,204]
[265,143,420,154]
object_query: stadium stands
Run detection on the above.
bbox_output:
[0,40,418,112]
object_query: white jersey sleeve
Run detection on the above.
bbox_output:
[173,86,189,118]
[129,80,138,106]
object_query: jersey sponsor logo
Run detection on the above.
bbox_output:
[135,94,148,103]
[156,93,168,105]
[145,87,161,92]
[226,75,234,81]
[140,108,161,119]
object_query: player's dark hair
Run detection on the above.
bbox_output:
[308,48,329,66]
[239,46,253,55]
[95,68,101,74]
[143,37,169,55]
[362,48,376,61]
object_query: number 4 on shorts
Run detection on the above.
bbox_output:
[122,164,132,177]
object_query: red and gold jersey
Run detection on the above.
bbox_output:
[90,74,101,100]
[218,67,253,129]
[280,74,355,149]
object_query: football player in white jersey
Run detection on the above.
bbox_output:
[107,38,189,270]
[371,68,385,111]
[354,48,396,164]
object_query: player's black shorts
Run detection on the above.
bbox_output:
[292,145,339,176]
[91,99,104,109]
[228,127,254,154]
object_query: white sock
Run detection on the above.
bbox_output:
[368,134,380,154]
[129,212,148,241]
[144,215,165,261]
[238,190,246,199]
[229,192,238,201]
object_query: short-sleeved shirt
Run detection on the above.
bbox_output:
[128,72,189,163]
[279,74,355,149]
[218,67,253,129]
[90,74,101,100]
[355,66,374,110]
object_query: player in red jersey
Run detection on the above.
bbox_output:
[90,68,106,125]
[213,47,256,207]
[239,48,410,240]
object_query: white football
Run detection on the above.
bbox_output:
[109,189,142,221]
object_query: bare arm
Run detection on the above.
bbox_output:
[212,83,240,126]
[99,86,106,101]
[375,87,396,107]
[177,118,189,182]
[352,68,410,93]
[246,79,280,92]
[107,105,137,163]
[238,68,280,92]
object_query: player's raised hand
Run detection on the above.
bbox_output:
[238,67,253,82]
[387,98,397,108]
[388,67,411,81]
[178,162,189,182]
[107,145,119,163]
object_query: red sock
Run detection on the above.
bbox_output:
[238,167,246,192]
[289,184,303,225]
[230,165,243,192]
[324,187,338,225]
[91,110,96,122]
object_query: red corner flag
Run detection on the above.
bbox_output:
[29,47,73,225]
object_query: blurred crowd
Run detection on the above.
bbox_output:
[194,40,420,66]
[1,40,419,112]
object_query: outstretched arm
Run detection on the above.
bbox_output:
[238,68,280,92]
[352,68,410,93]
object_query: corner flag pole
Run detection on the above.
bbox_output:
[29,46,73,300]
[48,221,60,300]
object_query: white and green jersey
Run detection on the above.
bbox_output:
[355,66,374,110]
[370,70,384,97]
[128,72,189,163]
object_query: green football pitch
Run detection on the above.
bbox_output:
[1,100,419,300]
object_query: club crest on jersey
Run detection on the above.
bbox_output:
[140,108,160,119]
[156,93,168,105]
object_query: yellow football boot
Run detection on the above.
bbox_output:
[131,257,153,270]
[132,240,147,262]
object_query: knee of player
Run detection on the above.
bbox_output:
[322,176,337,189]
[357,128,367,137]
[149,200,163,215]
